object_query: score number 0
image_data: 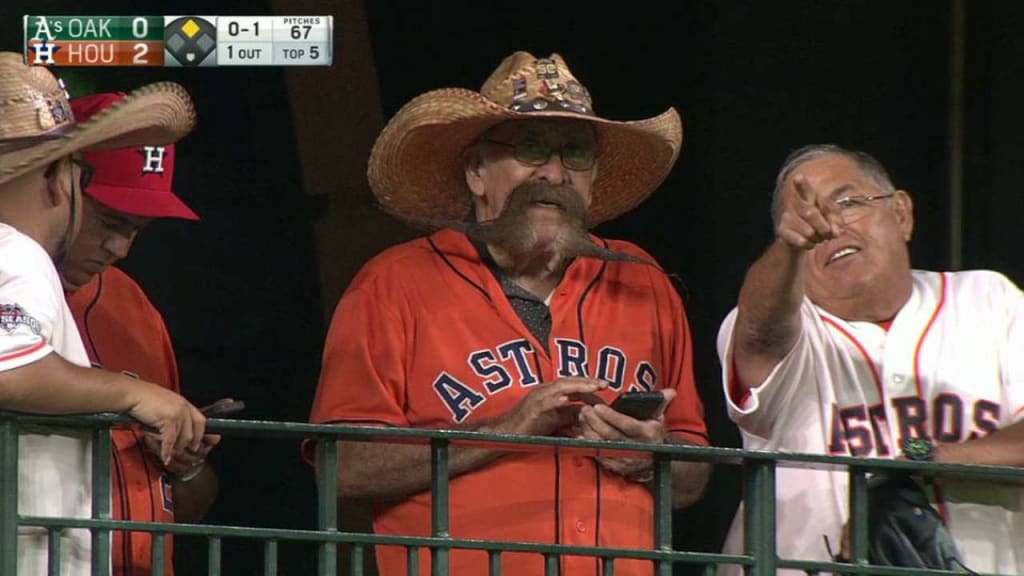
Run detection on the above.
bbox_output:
[130,17,150,64]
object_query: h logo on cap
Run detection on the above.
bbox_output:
[141,146,167,174]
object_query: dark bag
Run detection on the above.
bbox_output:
[867,473,971,571]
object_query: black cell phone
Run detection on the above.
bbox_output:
[610,391,664,420]
[201,400,245,418]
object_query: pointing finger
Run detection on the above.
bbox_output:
[817,196,846,238]
[793,174,816,206]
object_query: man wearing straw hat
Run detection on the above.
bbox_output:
[0,53,207,574]
[309,51,710,576]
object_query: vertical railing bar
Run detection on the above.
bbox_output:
[488,549,502,576]
[151,532,165,576]
[207,535,222,576]
[742,459,764,576]
[603,556,615,576]
[544,553,560,576]
[0,419,17,576]
[47,528,62,576]
[407,545,420,576]
[264,539,278,575]
[702,562,716,576]
[91,422,113,576]
[848,467,869,576]
[430,438,450,576]
[350,543,364,576]
[654,454,673,576]
[760,460,777,576]
[317,438,339,576]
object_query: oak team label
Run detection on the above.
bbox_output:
[25,16,165,66]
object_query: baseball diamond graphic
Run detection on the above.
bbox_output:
[164,16,216,67]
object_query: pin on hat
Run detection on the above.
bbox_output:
[0,52,195,186]
[368,51,683,227]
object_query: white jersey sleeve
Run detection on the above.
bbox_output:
[985,271,1024,424]
[717,299,825,442]
[0,225,58,371]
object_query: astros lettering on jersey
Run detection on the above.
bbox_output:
[310,228,708,576]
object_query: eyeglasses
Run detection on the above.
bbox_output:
[483,139,597,171]
[71,157,94,191]
[834,192,894,223]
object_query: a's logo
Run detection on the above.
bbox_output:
[140,146,167,174]
[30,40,60,65]
[0,304,42,335]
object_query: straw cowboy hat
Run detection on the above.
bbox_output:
[0,52,195,186]
[368,51,683,226]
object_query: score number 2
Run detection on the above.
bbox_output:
[131,17,149,64]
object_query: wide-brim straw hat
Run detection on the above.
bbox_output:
[0,52,195,186]
[368,51,683,226]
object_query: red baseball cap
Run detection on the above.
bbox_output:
[69,92,199,220]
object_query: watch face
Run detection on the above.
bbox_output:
[903,437,935,461]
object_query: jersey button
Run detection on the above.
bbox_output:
[575,520,586,533]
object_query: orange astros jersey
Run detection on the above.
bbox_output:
[310,229,709,576]
[67,267,179,576]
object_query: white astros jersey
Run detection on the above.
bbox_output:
[0,223,95,575]
[716,269,1024,576]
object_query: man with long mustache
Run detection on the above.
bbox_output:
[309,52,710,576]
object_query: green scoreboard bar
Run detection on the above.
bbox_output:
[23,15,334,67]
[24,16,165,66]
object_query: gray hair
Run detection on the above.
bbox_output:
[771,144,896,225]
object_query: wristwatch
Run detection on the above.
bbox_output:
[901,437,935,462]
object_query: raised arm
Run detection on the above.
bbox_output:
[732,174,844,390]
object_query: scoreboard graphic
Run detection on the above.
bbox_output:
[23,15,333,67]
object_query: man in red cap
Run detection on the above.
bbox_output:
[0,54,206,575]
[64,92,220,576]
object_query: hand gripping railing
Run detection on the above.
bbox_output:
[1,411,1022,576]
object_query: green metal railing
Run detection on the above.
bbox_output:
[2,411,1022,575]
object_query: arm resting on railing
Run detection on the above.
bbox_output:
[0,351,205,463]
[936,418,1024,468]
[335,377,609,502]
[669,440,711,508]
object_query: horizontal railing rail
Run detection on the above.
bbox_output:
[2,411,1021,576]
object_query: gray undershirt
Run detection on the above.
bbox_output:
[472,238,553,351]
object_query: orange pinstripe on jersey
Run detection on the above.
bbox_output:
[67,267,179,576]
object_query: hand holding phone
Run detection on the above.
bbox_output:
[609,391,664,420]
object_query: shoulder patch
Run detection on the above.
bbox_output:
[0,303,42,335]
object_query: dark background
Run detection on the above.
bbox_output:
[3,1,1022,574]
